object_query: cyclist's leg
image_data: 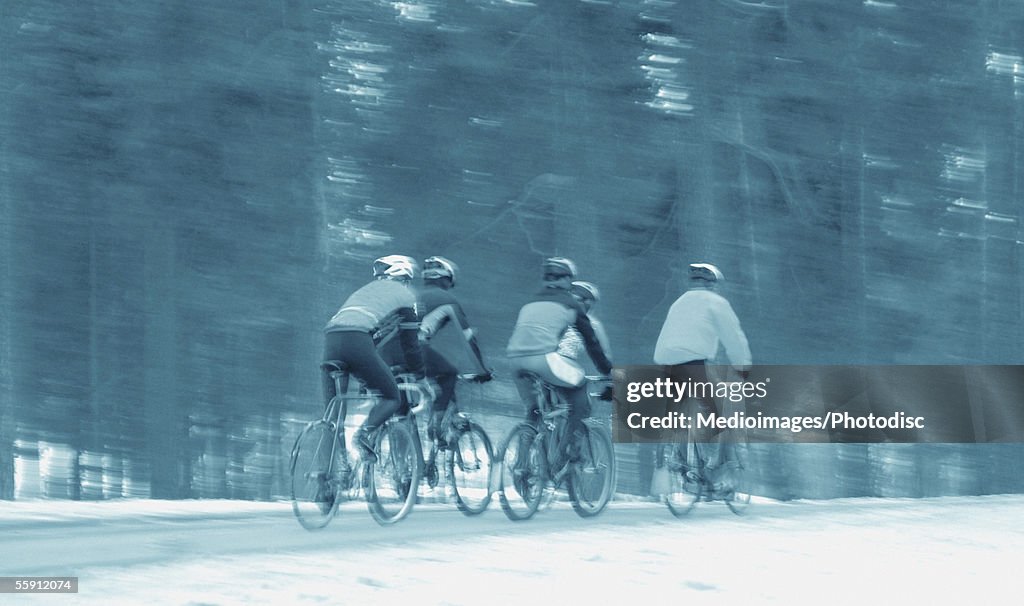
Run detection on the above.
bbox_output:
[560,384,591,462]
[510,355,548,428]
[424,346,457,440]
[360,360,401,430]
[425,346,457,409]
[332,332,401,456]
[322,331,347,408]
[667,361,720,471]
[539,353,588,460]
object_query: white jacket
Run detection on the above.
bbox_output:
[653,288,751,368]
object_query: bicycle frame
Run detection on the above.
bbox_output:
[497,373,615,521]
[398,374,484,489]
[529,376,601,485]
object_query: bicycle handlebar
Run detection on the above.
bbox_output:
[396,375,435,415]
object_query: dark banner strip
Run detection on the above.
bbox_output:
[611,365,1024,444]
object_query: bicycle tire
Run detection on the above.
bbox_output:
[290,420,346,530]
[497,423,545,521]
[664,441,701,518]
[568,424,616,518]
[366,419,421,526]
[446,421,493,516]
[724,429,752,515]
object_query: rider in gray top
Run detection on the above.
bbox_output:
[653,263,751,494]
[507,258,613,451]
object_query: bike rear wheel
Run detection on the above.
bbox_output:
[446,421,493,516]
[568,424,616,518]
[498,423,545,521]
[366,419,421,526]
[290,420,347,530]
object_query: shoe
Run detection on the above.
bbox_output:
[512,436,533,496]
[353,426,376,463]
[442,412,470,446]
[710,481,735,499]
[513,469,530,497]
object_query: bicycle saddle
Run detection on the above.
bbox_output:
[321,360,350,373]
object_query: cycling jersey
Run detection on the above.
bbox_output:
[653,289,751,369]
[506,287,613,375]
[324,279,424,375]
[558,315,611,362]
[418,285,472,341]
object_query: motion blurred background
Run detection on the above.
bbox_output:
[1,0,1022,502]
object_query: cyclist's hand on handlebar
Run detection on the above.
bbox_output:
[599,384,614,401]
[472,370,494,384]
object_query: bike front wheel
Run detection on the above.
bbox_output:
[497,423,545,521]
[446,421,493,516]
[290,420,347,530]
[664,442,701,518]
[568,424,616,518]
[724,433,752,515]
[366,419,421,526]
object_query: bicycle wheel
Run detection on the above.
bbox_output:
[498,423,545,521]
[366,419,421,526]
[724,430,752,515]
[568,424,616,518]
[664,441,701,518]
[290,420,346,530]
[446,421,493,516]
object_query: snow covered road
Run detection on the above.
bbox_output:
[1,495,1020,605]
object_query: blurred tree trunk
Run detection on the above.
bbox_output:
[0,70,13,500]
[143,222,183,498]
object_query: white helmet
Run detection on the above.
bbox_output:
[543,257,578,281]
[422,256,458,286]
[688,263,724,283]
[373,255,417,281]
[570,281,600,304]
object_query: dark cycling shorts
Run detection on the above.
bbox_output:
[322,330,400,406]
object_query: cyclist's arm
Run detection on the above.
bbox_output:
[714,300,751,371]
[590,316,612,361]
[451,301,492,374]
[423,300,490,374]
[574,306,613,375]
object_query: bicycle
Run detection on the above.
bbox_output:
[289,360,424,529]
[414,373,495,516]
[655,397,752,517]
[497,374,616,521]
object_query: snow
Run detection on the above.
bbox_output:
[1,494,1021,605]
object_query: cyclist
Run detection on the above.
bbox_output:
[653,262,751,495]
[323,254,427,460]
[507,258,613,460]
[409,255,493,441]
